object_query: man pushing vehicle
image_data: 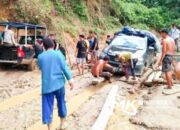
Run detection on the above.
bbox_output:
[115,51,138,81]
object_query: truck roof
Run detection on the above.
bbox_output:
[0,22,46,29]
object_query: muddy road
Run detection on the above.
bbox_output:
[0,64,180,130]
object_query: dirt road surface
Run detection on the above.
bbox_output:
[0,65,180,130]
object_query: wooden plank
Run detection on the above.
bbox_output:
[129,69,153,94]
[144,71,162,86]
[91,85,118,130]
[146,72,155,83]
[27,82,109,130]
[152,71,162,82]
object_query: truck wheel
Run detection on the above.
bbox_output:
[28,59,37,71]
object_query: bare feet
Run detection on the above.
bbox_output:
[108,79,112,83]
[56,120,68,130]
[163,86,172,89]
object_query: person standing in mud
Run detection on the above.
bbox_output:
[75,34,87,75]
[158,29,175,89]
[38,38,74,130]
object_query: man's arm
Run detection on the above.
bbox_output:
[95,65,100,77]
[75,48,78,57]
[75,42,79,56]
[61,55,74,90]
[11,32,17,45]
[158,40,167,65]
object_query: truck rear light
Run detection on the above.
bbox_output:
[17,47,25,58]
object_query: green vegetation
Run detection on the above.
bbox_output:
[69,0,89,21]
[111,0,179,30]
[14,0,179,35]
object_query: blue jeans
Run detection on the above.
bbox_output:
[42,87,67,124]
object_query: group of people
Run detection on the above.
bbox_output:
[75,31,99,75]
[37,24,180,130]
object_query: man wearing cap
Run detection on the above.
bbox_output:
[38,38,74,130]
[75,34,87,75]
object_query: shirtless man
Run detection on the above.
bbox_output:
[158,29,175,89]
[91,56,114,82]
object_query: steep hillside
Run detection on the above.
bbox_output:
[0,0,179,48]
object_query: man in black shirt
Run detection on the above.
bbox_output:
[75,34,87,75]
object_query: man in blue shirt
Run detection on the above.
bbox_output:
[38,38,74,130]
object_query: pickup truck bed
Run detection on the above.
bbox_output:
[0,45,37,70]
[0,46,18,61]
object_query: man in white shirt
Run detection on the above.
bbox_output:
[169,24,180,52]
[3,25,17,46]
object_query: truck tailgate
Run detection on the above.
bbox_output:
[0,46,18,60]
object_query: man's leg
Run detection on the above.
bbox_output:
[77,58,81,75]
[81,58,85,75]
[55,87,67,130]
[130,59,137,80]
[100,72,112,83]
[122,64,129,80]
[165,71,173,89]
[42,93,55,130]
[162,55,174,89]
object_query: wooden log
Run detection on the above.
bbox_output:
[146,79,179,85]
[144,71,162,87]
[144,72,155,85]
[128,69,153,94]
[152,71,162,82]
[91,85,119,130]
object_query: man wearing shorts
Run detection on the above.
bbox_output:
[158,29,175,89]
[75,34,87,75]
[91,56,114,83]
[38,38,74,130]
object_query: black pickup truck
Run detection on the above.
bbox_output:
[0,22,47,70]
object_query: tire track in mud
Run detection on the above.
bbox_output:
[0,72,92,112]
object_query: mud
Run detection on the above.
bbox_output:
[130,85,180,130]
[0,70,41,102]
[0,99,41,130]
[67,84,112,130]
[0,70,96,130]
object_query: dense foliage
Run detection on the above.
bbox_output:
[12,0,179,33]
[111,0,179,29]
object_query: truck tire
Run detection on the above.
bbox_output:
[28,59,37,71]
